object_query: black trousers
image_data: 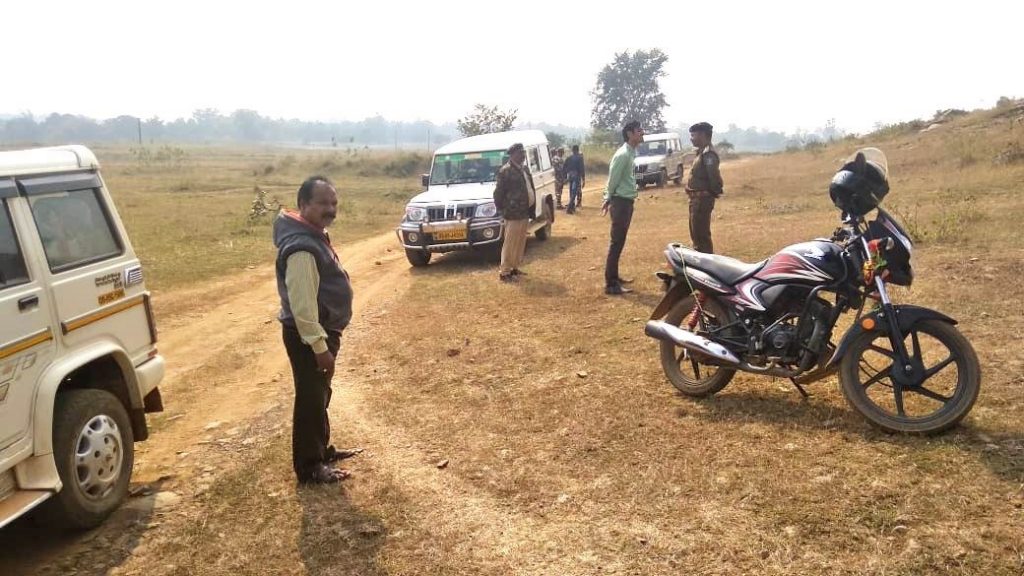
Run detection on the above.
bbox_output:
[688,193,716,253]
[283,325,341,479]
[605,196,635,286]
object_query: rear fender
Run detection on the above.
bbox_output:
[650,282,692,320]
[825,304,958,369]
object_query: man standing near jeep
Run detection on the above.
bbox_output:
[686,122,723,253]
[602,121,644,295]
[493,143,535,282]
[274,176,358,484]
[564,144,586,214]
[552,147,567,210]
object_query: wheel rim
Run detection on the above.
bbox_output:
[851,324,967,421]
[74,414,124,500]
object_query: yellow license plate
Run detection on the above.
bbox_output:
[433,228,467,241]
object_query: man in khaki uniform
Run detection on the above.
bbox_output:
[552,147,566,209]
[685,122,723,253]
[493,143,535,282]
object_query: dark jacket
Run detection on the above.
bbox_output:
[493,161,534,220]
[273,211,353,332]
[564,153,585,181]
[686,145,724,197]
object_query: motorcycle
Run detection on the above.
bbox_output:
[644,148,980,434]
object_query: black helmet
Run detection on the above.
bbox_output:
[829,148,890,217]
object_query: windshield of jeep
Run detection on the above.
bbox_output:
[429,150,506,185]
[637,140,669,156]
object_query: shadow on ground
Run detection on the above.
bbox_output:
[0,478,168,576]
[682,386,1024,484]
[297,480,387,575]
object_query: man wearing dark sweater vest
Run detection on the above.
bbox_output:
[274,176,358,484]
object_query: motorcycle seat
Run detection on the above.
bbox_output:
[669,243,767,285]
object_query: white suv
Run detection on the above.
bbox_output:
[396,130,556,267]
[0,145,165,530]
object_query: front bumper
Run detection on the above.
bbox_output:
[635,170,662,185]
[396,217,504,253]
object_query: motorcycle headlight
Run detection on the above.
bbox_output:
[405,206,427,222]
[475,202,498,218]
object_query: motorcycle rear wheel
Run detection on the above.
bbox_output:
[839,319,980,434]
[659,296,737,397]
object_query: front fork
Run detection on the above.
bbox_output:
[873,273,921,400]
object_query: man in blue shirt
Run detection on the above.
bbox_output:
[564,145,586,214]
[602,120,644,295]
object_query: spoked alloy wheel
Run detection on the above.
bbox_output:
[659,296,737,397]
[840,319,980,434]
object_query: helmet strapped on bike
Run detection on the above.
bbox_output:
[829,149,890,217]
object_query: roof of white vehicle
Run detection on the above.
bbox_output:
[644,132,680,141]
[0,145,99,177]
[435,130,548,155]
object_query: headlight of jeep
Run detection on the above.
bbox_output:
[475,202,498,218]
[405,206,427,222]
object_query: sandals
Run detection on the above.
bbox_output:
[299,464,351,485]
[325,446,364,463]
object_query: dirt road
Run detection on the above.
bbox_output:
[0,228,414,575]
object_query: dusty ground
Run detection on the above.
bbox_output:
[2,109,1023,575]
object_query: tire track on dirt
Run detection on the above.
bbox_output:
[0,230,410,576]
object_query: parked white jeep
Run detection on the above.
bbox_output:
[634,132,688,188]
[0,145,165,530]
[396,130,556,267]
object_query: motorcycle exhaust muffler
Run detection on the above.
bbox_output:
[644,320,741,365]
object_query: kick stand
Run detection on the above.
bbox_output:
[789,378,811,399]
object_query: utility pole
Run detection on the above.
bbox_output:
[427,128,431,153]
[137,117,143,145]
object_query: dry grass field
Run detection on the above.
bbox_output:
[91,144,426,291]
[2,104,1022,575]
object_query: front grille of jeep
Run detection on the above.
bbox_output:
[427,204,477,221]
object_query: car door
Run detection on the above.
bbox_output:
[527,145,555,219]
[20,172,153,366]
[0,180,56,452]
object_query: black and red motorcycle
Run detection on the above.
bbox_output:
[645,148,980,433]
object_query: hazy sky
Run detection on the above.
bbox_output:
[3,0,1021,134]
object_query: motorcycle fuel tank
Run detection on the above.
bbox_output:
[754,240,846,285]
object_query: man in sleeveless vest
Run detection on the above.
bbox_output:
[274,176,358,484]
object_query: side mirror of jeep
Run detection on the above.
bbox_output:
[421,174,430,187]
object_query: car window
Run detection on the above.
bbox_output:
[428,151,504,185]
[637,140,667,156]
[527,147,540,173]
[29,189,122,272]
[538,145,551,171]
[0,200,30,289]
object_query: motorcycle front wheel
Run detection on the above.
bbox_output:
[839,319,980,434]
[660,296,737,397]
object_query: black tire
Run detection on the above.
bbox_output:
[405,249,431,267]
[41,389,134,530]
[839,319,981,434]
[535,201,553,241]
[673,165,683,185]
[656,168,668,188]
[659,296,737,397]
